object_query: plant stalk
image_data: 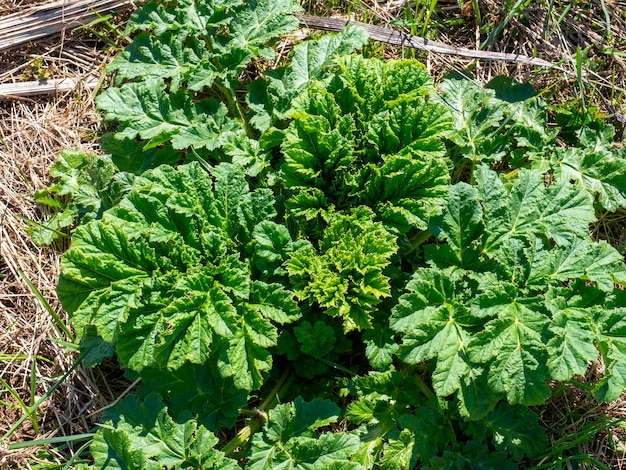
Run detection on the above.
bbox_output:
[221,370,293,456]
[409,229,433,252]
[217,80,255,140]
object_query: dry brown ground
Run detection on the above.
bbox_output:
[0,0,625,467]
[0,5,118,466]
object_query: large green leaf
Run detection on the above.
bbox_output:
[248,25,369,132]
[248,397,363,470]
[464,402,547,461]
[136,361,248,430]
[434,73,552,165]
[100,0,302,165]
[426,182,484,268]
[100,134,180,175]
[97,82,188,144]
[356,151,450,234]
[83,393,238,470]
[228,0,301,60]
[433,74,505,162]
[550,141,626,212]
[97,85,242,151]
[468,291,551,405]
[474,166,596,252]
[363,98,450,158]
[127,0,241,36]
[527,237,625,292]
[252,221,293,278]
[108,32,215,92]
[390,269,478,399]
[58,162,299,390]
[545,307,597,381]
[593,302,626,401]
[396,166,625,412]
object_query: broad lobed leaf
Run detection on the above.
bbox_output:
[548,130,626,212]
[249,397,363,470]
[397,164,626,411]
[433,73,553,166]
[58,162,300,393]
[80,393,238,470]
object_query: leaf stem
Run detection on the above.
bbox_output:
[221,417,260,457]
[504,168,519,180]
[451,158,470,184]
[569,378,593,392]
[409,230,432,252]
[412,374,437,402]
[222,370,293,456]
[216,80,255,140]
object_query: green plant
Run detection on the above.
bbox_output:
[30,0,626,467]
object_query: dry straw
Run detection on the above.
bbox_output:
[0,0,144,52]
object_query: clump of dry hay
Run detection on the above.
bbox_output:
[1,0,626,467]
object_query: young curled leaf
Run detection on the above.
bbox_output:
[287,207,397,332]
[281,56,452,240]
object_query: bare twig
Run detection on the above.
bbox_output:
[296,13,557,68]
[0,0,146,52]
[0,76,99,98]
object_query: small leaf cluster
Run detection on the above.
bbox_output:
[29,150,118,245]
[36,0,626,467]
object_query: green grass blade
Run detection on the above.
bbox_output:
[1,360,81,441]
[17,268,75,341]
[0,354,54,364]
[47,338,79,352]
[555,1,574,29]
[29,359,37,407]
[598,0,611,37]
[533,417,622,469]
[7,432,95,450]
[62,440,93,469]
[480,0,531,50]
[602,48,626,58]
[470,0,482,25]
[0,375,39,435]
[575,45,587,109]
[421,0,438,37]
[542,0,554,40]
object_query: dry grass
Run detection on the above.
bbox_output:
[0,11,123,467]
[0,0,625,467]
